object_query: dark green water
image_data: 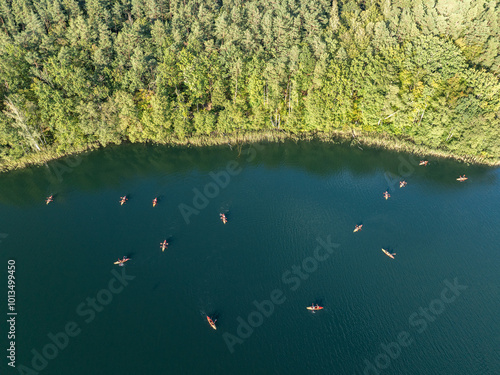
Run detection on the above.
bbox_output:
[0,141,499,375]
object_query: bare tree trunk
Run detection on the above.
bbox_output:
[4,96,42,152]
[445,127,454,142]
[234,79,237,102]
[384,110,399,120]
[418,104,427,126]
[264,83,268,107]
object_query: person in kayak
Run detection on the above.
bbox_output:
[161,241,168,251]
[115,256,129,266]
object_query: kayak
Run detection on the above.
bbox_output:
[419,160,428,166]
[207,316,217,330]
[220,214,227,224]
[114,257,130,265]
[383,191,390,200]
[153,198,158,207]
[456,175,468,182]
[46,195,53,205]
[306,305,324,311]
[160,240,168,252]
[353,225,362,233]
[381,248,395,259]
[399,181,407,188]
[120,196,128,205]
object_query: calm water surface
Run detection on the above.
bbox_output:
[0,141,499,375]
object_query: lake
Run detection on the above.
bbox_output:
[0,141,499,375]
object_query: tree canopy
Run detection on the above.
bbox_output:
[1,0,499,165]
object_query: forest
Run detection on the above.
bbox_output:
[0,0,499,167]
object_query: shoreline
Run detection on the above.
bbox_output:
[1,130,498,173]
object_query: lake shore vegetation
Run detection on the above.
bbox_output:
[1,0,499,171]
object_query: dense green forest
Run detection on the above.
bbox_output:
[1,0,499,167]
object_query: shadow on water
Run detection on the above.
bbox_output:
[0,140,497,206]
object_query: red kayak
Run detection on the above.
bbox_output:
[207,316,217,330]
[119,196,128,205]
[153,197,158,207]
[306,304,323,311]
[46,195,53,205]
[220,213,227,224]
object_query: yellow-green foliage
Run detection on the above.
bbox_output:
[0,0,499,168]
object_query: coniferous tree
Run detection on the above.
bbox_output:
[0,0,498,165]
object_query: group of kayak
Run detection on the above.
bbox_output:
[378,178,409,255]
[379,164,468,203]
[120,195,159,206]
[45,160,467,332]
[382,180,406,200]
[205,214,228,330]
[43,162,468,207]
[206,303,324,330]
[419,160,469,181]
[111,212,226,266]
[353,223,396,259]
[376,161,469,260]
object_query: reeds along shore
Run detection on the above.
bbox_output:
[0,129,498,173]
[2,0,499,175]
